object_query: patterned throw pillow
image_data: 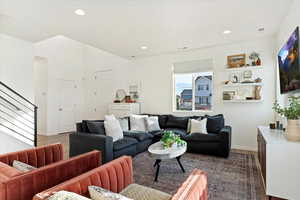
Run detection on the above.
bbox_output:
[13,160,37,172]
[104,115,124,142]
[145,116,161,131]
[130,115,148,132]
[117,117,129,131]
[47,191,91,200]
[120,184,171,200]
[190,118,208,134]
[88,186,133,200]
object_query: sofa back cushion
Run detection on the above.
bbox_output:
[205,114,224,133]
[166,115,189,130]
[171,169,208,200]
[81,120,104,133]
[33,156,133,200]
[0,143,64,168]
[157,115,169,129]
[86,121,106,135]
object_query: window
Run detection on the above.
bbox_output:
[174,72,213,111]
[198,85,208,91]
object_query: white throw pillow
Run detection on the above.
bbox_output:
[88,186,132,200]
[190,118,208,134]
[145,116,161,131]
[130,115,148,132]
[105,114,117,121]
[47,191,91,200]
[117,117,129,131]
[13,160,37,172]
[104,118,124,142]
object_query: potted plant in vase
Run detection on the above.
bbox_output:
[273,96,300,141]
[160,131,186,149]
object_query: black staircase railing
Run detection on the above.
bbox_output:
[0,81,38,146]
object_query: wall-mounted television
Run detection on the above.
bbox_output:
[278,27,300,94]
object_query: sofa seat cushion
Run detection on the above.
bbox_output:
[184,132,221,142]
[164,128,188,137]
[120,184,171,200]
[113,137,138,151]
[123,131,153,142]
[149,130,163,136]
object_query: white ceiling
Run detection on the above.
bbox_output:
[0,0,293,58]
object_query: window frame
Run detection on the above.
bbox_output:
[173,71,214,113]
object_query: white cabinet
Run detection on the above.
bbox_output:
[108,103,140,118]
[258,126,300,200]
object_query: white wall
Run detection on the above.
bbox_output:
[276,0,300,103]
[130,36,277,150]
[35,36,131,135]
[0,34,35,152]
[83,45,131,120]
[0,131,31,154]
[0,34,34,101]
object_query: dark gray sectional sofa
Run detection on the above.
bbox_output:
[69,114,232,163]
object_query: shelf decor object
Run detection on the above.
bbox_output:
[227,54,246,68]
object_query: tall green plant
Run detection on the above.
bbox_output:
[273,96,300,120]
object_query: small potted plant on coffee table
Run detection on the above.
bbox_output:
[160,131,186,149]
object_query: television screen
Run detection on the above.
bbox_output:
[278,27,300,94]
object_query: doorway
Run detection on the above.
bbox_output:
[33,56,48,135]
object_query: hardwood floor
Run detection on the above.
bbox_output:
[37,133,70,159]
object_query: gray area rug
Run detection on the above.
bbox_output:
[133,151,265,200]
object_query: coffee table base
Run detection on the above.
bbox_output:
[153,156,185,182]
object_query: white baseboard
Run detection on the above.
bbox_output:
[232,145,257,152]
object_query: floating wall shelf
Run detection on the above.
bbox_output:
[225,66,264,71]
[223,99,263,103]
[223,83,263,87]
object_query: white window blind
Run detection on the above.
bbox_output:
[173,59,214,74]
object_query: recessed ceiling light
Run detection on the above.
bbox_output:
[140,46,148,50]
[75,9,85,16]
[223,30,232,34]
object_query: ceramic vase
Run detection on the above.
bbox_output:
[286,119,300,142]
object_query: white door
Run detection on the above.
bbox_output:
[58,79,76,132]
[93,70,114,119]
[33,57,48,135]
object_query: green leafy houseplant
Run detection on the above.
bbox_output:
[273,96,300,120]
[160,131,186,148]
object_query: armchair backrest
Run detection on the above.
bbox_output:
[171,169,208,200]
[33,156,133,200]
[1,150,101,200]
[0,143,64,168]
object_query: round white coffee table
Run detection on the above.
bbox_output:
[148,141,187,182]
